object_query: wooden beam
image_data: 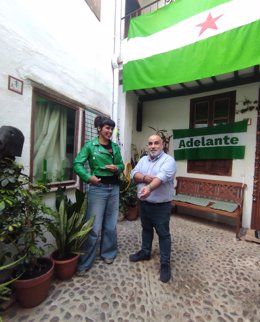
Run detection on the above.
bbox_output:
[139,73,260,102]
[254,65,260,77]
[163,86,173,92]
[180,83,188,89]
[196,80,202,86]
[136,99,143,132]
[211,76,218,83]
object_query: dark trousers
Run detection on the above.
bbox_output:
[140,201,172,265]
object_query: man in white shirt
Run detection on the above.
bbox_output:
[129,135,176,283]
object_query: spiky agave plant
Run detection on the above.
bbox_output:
[48,188,94,260]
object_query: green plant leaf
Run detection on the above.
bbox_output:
[1,179,9,187]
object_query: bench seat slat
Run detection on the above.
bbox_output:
[209,200,238,212]
[173,194,238,212]
[173,194,212,206]
[173,201,239,218]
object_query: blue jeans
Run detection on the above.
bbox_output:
[140,201,172,265]
[78,184,119,271]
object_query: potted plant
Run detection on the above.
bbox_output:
[0,255,26,311]
[0,157,54,308]
[47,187,94,280]
[119,163,139,221]
[131,144,147,168]
[148,126,173,153]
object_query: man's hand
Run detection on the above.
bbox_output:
[139,177,162,199]
[143,175,154,184]
[139,185,152,199]
[134,173,155,183]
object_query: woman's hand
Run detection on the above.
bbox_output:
[89,176,101,185]
[105,164,118,173]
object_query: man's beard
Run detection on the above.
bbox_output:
[149,150,161,159]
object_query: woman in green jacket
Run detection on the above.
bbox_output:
[73,116,124,274]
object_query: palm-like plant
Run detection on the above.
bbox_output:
[48,187,94,260]
[119,163,138,219]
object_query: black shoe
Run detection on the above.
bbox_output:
[160,264,171,283]
[129,250,151,262]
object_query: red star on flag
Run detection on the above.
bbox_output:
[196,12,223,36]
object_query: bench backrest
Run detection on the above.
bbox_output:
[175,176,246,204]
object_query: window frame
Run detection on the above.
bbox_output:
[188,91,236,176]
[30,88,80,187]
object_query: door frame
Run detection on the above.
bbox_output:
[251,88,260,229]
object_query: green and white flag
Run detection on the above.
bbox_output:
[173,120,248,160]
[122,0,260,91]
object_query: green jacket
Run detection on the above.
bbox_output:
[73,137,124,183]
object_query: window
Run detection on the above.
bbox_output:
[85,110,101,141]
[188,91,236,176]
[81,109,104,192]
[123,0,141,38]
[31,91,79,185]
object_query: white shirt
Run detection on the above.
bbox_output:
[131,151,176,203]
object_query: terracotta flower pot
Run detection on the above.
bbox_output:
[126,205,139,221]
[13,258,54,308]
[51,251,79,281]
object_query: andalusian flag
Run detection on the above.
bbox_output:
[122,0,260,91]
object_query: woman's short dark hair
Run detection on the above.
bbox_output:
[94,116,115,129]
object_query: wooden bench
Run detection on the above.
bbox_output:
[172,176,247,239]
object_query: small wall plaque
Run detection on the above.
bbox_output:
[8,75,23,95]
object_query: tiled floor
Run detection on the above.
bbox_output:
[1,214,260,322]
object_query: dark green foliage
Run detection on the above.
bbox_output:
[236,98,259,114]
[119,166,138,217]
[0,157,53,299]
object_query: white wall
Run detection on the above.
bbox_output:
[118,86,138,163]
[130,83,260,228]
[0,0,118,170]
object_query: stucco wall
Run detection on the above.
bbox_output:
[131,83,260,228]
[118,88,138,163]
[0,0,117,169]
